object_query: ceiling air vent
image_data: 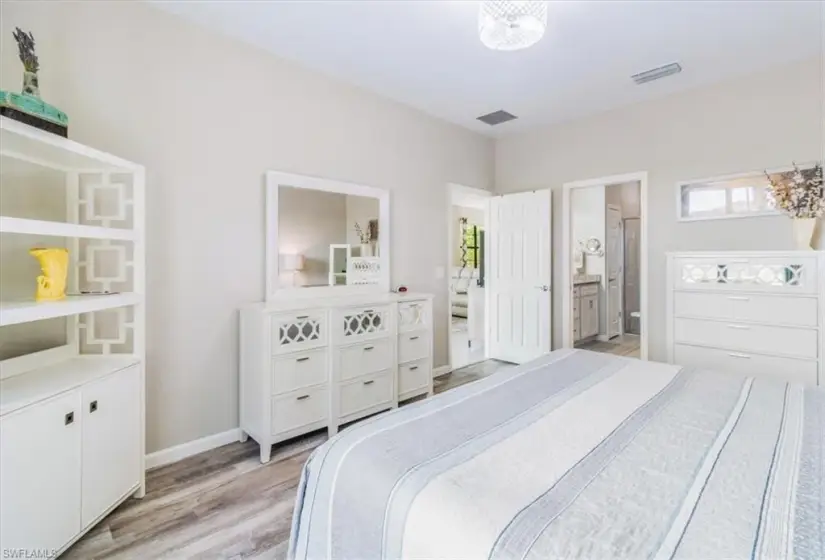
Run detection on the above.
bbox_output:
[477,110,518,126]
[631,62,682,85]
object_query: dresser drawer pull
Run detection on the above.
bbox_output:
[295,315,309,320]
[296,394,310,401]
[727,324,751,330]
[296,356,310,362]
[727,296,750,301]
[728,352,752,359]
[364,309,375,313]
[363,380,375,386]
[409,336,419,341]
[363,346,375,351]
[409,366,419,371]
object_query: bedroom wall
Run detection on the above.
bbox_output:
[496,56,824,361]
[0,0,493,453]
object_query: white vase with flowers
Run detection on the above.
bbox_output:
[766,163,823,250]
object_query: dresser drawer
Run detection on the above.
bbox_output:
[271,311,327,354]
[673,344,818,386]
[339,370,393,418]
[579,283,599,296]
[674,255,819,294]
[399,332,429,364]
[674,291,818,328]
[271,386,328,435]
[398,300,430,333]
[674,317,818,360]
[335,305,391,343]
[271,349,327,395]
[398,359,430,397]
[338,339,392,382]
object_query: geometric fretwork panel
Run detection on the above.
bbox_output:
[77,240,134,294]
[682,262,806,287]
[278,316,322,346]
[342,308,388,338]
[79,307,135,355]
[78,172,134,228]
[347,257,381,285]
[399,302,427,331]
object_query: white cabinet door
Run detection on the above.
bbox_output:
[0,391,82,554]
[606,205,623,338]
[581,294,599,338]
[81,365,141,527]
[488,190,552,364]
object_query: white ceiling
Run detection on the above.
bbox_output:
[153,1,822,137]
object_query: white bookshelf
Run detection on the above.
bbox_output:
[0,115,147,555]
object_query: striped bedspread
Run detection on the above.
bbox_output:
[289,349,824,560]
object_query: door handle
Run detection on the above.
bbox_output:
[535,285,550,292]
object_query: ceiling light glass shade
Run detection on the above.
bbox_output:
[478,1,548,51]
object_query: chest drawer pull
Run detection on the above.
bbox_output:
[409,336,419,341]
[409,365,419,371]
[296,394,310,401]
[363,346,375,351]
[728,352,752,359]
[363,380,375,386]
[296,356,310,362]
[295,315,309,320]
[727,324,751,330]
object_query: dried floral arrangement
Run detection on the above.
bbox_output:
[766,163,824,219]
[13,27,39,73]
[354,222,370,244]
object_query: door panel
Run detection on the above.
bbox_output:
[488,190,552,363]
[81,365,141,527]
[0,392,82,553]
[606,205,622,339]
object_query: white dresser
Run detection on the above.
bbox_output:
[666,251,824,386]
[239,292,433,462]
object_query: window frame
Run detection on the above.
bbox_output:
[676,170,780,223]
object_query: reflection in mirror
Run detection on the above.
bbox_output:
[278,186,381,288]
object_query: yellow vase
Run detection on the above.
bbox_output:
[29,248,69,301]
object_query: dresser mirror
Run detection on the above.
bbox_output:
[266,171,390,299]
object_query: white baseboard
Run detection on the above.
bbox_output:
[433,365,451,378]
[145,428,240,470]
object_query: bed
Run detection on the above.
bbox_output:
[289,349,823,560]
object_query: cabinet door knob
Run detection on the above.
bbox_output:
[65,412,74,425]
[90,400,98,413]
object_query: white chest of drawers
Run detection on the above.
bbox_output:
[239,292,433,462]
[666,251,824,386]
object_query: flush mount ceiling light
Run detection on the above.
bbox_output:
[479,1,548,51]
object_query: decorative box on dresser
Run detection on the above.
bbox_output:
[0,117,146,555]
[666,251,824,386]
[239,293,433,463]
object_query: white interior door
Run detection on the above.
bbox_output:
[606,205,622,339]
[488,190,552,363]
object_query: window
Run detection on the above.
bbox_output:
[463,224,481,268]
[678,171,778,221]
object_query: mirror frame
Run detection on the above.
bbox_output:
[265,170,390,300]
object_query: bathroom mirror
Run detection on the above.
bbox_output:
[266,171,390,299]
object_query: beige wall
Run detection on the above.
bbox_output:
[496,57,824,361]
[0,1,493,453]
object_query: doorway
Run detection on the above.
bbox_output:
[447,184,491,371]
[562,172,648,359]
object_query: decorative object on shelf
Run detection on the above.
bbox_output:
[29,247,69,302]
[766,163,823,250]
[279,253,305,287]
[354,222,373,257]
[394,285,408,293]
[0,28,68,137]
[478,1,548,51]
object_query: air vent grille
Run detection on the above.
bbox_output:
[631,62,682,85]
[477,110,518,126]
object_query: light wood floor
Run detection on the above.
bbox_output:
[65,360,513,559]
[575,333,641,358]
